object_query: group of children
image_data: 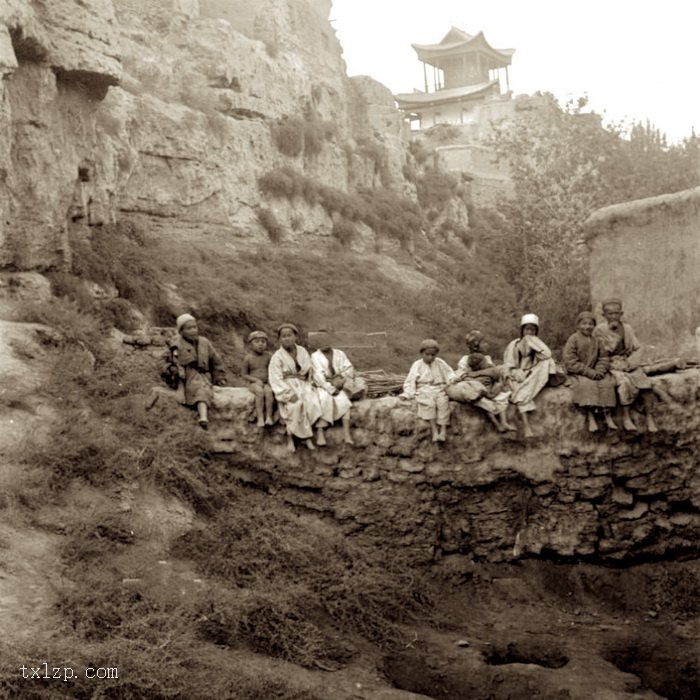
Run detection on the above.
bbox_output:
[164,317,367,451]
[163,299,665,448]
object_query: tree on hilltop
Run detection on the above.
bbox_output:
[485,93,700,348]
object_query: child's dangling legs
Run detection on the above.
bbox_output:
[196,401,208,429]
[587,408,599,433]
[642,391,658,432]
[435,393,449,442]
[620,404,637,431]
[342,409,354,445]
[264,385,275,425]
[250,383,266,427]
[603,408,617,430]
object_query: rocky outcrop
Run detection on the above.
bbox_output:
[1,0,460,270]
[202,371,700,564]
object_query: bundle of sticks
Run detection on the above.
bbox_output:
[640,358,698,375]
[357,369,406,397]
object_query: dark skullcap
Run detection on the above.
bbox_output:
[277,323,299,336]
[601,298,623,310]
[419,338,439,352]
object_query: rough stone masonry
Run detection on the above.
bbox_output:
[197,370,700,564]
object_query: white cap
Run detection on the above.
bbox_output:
[520,313,539,327]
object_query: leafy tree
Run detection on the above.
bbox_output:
[485,93,699,348]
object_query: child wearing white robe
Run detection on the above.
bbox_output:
[503,313,557,438]
[268,323,324,451]
[400,338,455,442]
[310,336,357,445]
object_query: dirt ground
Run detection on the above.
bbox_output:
[383,557,700,700]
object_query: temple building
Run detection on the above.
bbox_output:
[393,27,525,205]
[394,27,514,130]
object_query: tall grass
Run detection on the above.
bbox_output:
[258,166,422,246]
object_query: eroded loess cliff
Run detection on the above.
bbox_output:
[0,0,453,271]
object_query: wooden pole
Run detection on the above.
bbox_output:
[423,62,428,93]
[505,66,510,93]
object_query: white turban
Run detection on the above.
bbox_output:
[520,313,539,328]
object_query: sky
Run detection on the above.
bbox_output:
[330,0,699,143]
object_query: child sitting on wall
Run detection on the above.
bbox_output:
[563,311,618,432]
[241,330,275,427]
[465,352,516,432]
[163,313,226,429]
[399,339,454,443]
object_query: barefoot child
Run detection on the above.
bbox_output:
[241,330,275,427]
[400,339,454,442]
[503,314,558,438]
[593,299,659,432]
[310,331,360,445]
[464,352,517,432]
[164,313,226,429]
[563,311,618,432]
[268,323,325,452]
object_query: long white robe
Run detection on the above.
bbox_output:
[503,335,557,413]
[268,345,322,438]
[309,349,352,423]
[311,348,367,399]
[401,357,455,424]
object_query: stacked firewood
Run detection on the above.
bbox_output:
[357,369,405,397]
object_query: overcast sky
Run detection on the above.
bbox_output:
[330,0,699,143]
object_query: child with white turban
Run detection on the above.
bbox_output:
[503,313,557,438]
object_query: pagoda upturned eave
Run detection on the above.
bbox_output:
[394,81,497,110]
[412,30,514,69]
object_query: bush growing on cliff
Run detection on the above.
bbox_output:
[272,116,338,158]
[257,207,285,242]
[55,223,172,325]
[416,167,461,211]
[332,218,357,246]
[357,136,392,185]
[258,167,421,245]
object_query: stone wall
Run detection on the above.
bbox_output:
[584,186,700,355]
[195,370,700,564]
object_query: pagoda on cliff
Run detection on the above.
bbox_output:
[395,27,514,129]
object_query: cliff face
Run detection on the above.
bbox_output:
[0,0,435,270]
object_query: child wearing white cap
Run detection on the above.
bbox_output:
[503,314,558,438]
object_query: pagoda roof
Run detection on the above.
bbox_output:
[394,80,497,110]
[412,27,514,68]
